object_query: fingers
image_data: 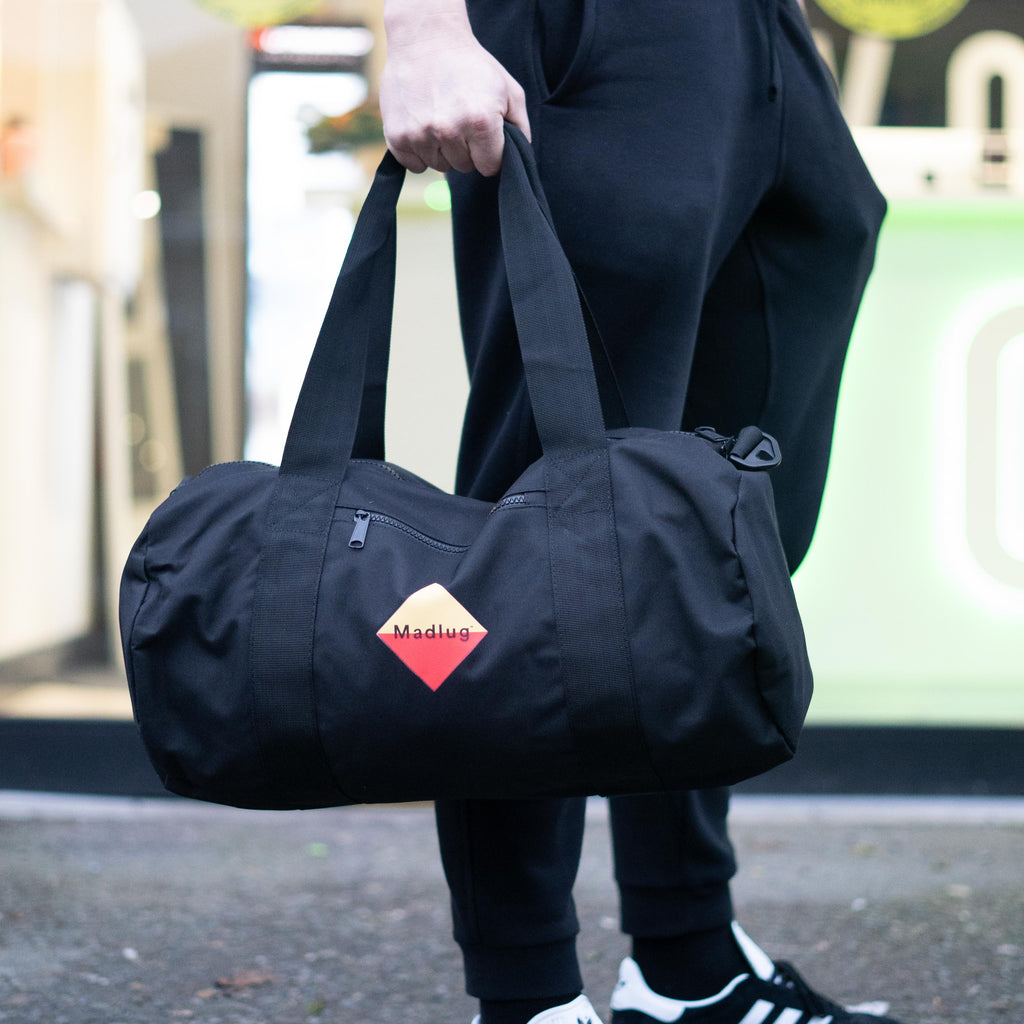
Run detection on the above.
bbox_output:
[380,45,530,177]
[387,113,521,178]
[504,79,531,144]
[466,77,529,177]
[384,128,467,176]
[461,115,505,177]
[387,95,528,178]
[386,142,429,174]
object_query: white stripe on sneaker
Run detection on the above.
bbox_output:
[734,1008,834,1024]
[737,1001,775,1024]
[775,1010,805,1024]
[736,1006,835,1024]
[610,958,749,1022]
[731,924,776,982]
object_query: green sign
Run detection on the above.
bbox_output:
[795,199,1024,725]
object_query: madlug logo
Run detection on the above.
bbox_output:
[814,0,969,40]
[377,583,488,691]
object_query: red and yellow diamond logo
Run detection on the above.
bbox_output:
[377,583,487,691]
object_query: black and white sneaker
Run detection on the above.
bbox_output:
[472,994,605,1024]
[610,923,905,1024]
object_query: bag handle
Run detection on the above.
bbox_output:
[496,125,609,453]
[278,151,403,478]
[279,125,609,480]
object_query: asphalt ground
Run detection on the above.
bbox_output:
[0,793,1021,1024]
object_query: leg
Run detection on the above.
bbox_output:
[608,10,902,1020]
[445,0,795,1016]
[610,789,746,997]
[438,7,596,1018]
[610,790,735,940]
[435,797,586,1002]
[683,0,887,570]
[454,0,786,499]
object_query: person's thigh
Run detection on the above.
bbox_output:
[682,0,886,568]
[454,0,784,498]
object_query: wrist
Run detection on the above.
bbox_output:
[383,0,473,49]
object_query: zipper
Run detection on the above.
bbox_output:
[347,510,469,553]
[490,491,544,513]
[491,493,528,512]
[349,510,371,548]
[349,459,404,479]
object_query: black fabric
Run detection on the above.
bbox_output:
[480,993,583,1024]
[631,926,749,1000]
[451,0,886,572]
[609,788,738,939]
[435,796,588,1000]
[120,128,813,811]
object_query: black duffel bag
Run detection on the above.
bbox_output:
[119,127,813,810]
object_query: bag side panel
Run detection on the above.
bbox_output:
[610,432,793,788]
[119,524,151,723]
[733,471,814,750]
[122,465,280,807]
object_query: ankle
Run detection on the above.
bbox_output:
[632,924,748,1000]
[479,992,583,1024]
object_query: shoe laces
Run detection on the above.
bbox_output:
[771,961,842,1017]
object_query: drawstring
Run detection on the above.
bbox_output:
[765,0,780,101]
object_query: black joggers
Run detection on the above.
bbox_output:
[438,0,886,1000]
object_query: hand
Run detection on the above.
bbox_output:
[380,0,531,177]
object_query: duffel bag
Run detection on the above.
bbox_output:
[119,126,813,810]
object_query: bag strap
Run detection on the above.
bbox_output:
[489,126,629,431]
[496,125,611,454]
[278,153,405,478]
[279,126,613,481]
[250,156,405,806]
[498,126,652,786]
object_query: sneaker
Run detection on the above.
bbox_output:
[610,923,904,1024]
[472,994,606,1024]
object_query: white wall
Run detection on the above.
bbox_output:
[0,0,143,660]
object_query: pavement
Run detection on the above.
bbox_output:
[0,792,1021,1024]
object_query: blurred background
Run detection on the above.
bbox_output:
[0,0,1021,794]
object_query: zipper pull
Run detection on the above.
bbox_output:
[349,510,370,548]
